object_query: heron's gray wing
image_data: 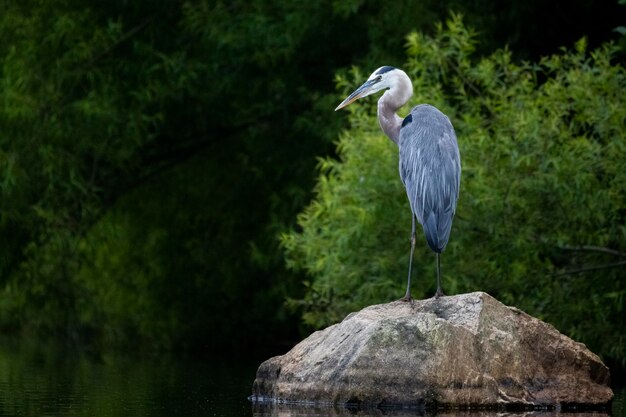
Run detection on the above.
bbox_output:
[399,105,461,253]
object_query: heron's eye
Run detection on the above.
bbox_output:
[375,76,382,82]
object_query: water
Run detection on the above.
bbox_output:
[0,340,624,416]
[0,339,255,416]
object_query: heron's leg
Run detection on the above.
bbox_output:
[434,252,445,298]
[401,215,416,302]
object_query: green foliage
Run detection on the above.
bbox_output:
[0,2,170,336]
[283,15,626,364]
[0,0,624,357]
[0,0,365,351]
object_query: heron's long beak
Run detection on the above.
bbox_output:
[335,78,381,111]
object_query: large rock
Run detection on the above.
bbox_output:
[251,292,612,409]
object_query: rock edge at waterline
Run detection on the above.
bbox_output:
[251,292,612,410]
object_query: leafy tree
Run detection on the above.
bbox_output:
[283,15,626,365]
[0,0,369,351]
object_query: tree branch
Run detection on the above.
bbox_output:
[86,16,155,68]
[555,261,626,276]
[558,245,626,258]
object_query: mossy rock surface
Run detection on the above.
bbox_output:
[251,292,612,409]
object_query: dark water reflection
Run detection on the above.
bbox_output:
[0,339,623,417]
[0,338,256,416]
[252,392,625,417]
[254,403,617,417]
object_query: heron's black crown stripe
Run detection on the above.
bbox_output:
[402,114,413,128]
[376,66,395,75]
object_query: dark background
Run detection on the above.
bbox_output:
[0,0,624,373]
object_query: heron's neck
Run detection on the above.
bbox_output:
[377,75,413,146]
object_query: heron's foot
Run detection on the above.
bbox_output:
[434,288,445,299]
[399,293,413,303]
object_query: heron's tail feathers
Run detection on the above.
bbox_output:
[423,212,452,253]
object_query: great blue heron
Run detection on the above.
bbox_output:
[335,66,461,300]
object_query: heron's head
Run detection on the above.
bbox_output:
[335,66,407,111]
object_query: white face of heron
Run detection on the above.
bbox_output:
[335,66,402,110]
[356,66,399,98]
[361,66,397,96]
